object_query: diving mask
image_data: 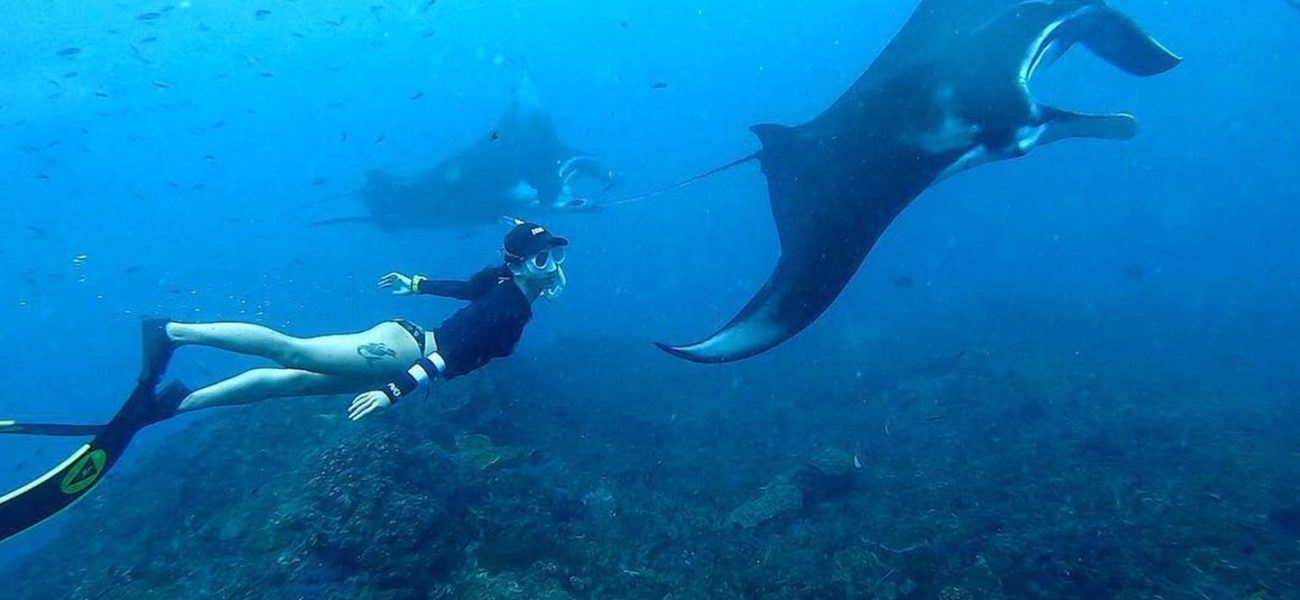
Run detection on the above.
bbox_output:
[510,248,567,300]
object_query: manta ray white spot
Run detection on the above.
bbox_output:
[507,181,539,204]
[906,85,980,155]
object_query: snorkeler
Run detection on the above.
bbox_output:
[152,220,566,421]
[0,220,567,542]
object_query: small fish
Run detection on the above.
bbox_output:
[212,120,226,129]
[62,71,79,78]
[421,29,437,39]
[124,266,143,274]
[489,130,500,141]
[369,5,386,14]
[94,89,110,98]
[72,254,89,265]
[136,12,162,21]
[651,81,668,90]
[151,80,170,89]
[130,45,153,64]
[57,47,82,58]
[424,0,437,8]
[255,9,272,20]
[340,131,349,143]
[891,275,914,289]
[27,226,48,240]
[140,36,158,44]
[203,154,216,161]
[409,91,424,101]
[36,174,50,181]
[258,71,275,78]
[292,32,306,39]
[324,18,345,27]
[372,134,386,145]
[311,176,327,186]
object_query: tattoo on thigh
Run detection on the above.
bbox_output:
[357,343,398,363]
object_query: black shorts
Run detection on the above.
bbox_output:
[393,319,426,355]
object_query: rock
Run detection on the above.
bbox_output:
[726,484,804,529]
[456,433,525,472]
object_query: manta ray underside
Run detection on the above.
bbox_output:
[319,78,617,231]
[658,0,1181,363]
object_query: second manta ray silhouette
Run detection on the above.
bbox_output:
[320,77,618,230]
[655,0,1182,363]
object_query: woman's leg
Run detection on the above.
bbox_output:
[166,321,422,379]
[178,368,363,413]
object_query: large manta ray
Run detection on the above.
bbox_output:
[657,0,1181,363]
[320,78,617,230]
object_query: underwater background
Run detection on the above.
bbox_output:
[1,0,1298,598]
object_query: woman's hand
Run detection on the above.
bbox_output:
[348,391,392,420]
[379,272,417,295]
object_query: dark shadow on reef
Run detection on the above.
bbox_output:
[5,328,1300,599]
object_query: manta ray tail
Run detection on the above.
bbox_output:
[610,153,759,206]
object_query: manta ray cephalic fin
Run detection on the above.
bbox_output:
[1076,6,1182,76]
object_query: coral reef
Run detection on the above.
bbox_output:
[3,334,1298,599]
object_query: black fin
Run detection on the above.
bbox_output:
[0,421,107,436]
[0,380,156,542]
[147,381,192,425]
[139,318,175,384]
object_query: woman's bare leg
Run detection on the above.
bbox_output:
[166,321,422,379]
[178,368,364,413]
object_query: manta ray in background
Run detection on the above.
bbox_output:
[655,0,1182,363]
[317,77,618,230]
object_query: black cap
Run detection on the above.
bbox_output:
[503,222,568,263]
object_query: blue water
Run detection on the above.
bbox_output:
[2,0,1298,594]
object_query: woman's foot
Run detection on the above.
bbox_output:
[144,381,192,425]
[139,318,176,384]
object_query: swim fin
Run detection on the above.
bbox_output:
[0,421,107,436]
[139,318,175,384]
[0,379,188,542]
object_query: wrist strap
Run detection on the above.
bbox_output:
[382,354,446,403]
[382,372,419,403]
[410,274,428,293]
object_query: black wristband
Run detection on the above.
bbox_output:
[382,372,419,403]
[415,357,441,379]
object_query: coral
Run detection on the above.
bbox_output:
[4,334,1298,599]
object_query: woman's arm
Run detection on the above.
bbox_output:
[378,268,498,301]
[347,354,446,420]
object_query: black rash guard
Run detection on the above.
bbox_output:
[415,266,533,380]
